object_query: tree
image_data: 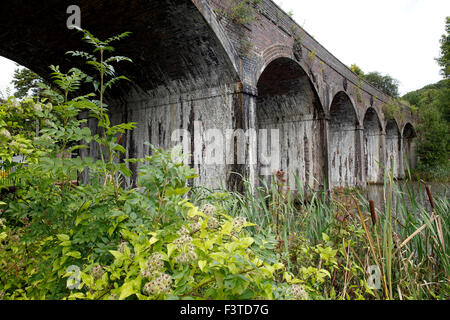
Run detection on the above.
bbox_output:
[11,66,47,99]
[364,72,400,98]
[350,64,364,78]
[349,64,400,97]
[436,16,450,79]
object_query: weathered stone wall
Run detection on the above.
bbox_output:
[386,120,402,178]
[256,57,326,190]
[328,92,359,188]
[0,0,419,191]
[363,108,383,184]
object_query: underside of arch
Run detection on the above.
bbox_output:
[385,120,402,178]
[403,123,417,170]
[329,92,360,188]
[363,108,383,184]
[256,57,326,191]
[0,0,241,188]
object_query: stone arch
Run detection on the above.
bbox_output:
[329,91,360,188]
[385,119,402,178]
[256,57,327,191]
[0,0,242,188]
[402,122,417,170]
[363,107,383,184]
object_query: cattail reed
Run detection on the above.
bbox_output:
[369,200,377,226]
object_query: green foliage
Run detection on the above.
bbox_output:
[403,80,450,173]
[383,99,403,121]
[11,67,48,99]
[308,49,317,65]
[364,72,400,98]
[229,0,261,25]
[437,17,450,79]
[0,29,301,301]
[349,64,399,98]
[350,64,364,78]
[401,19,450,179]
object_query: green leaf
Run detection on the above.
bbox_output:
[119,280,138,300]
[198,260,207,272]
[66,251,82,259]
[57,234,70,241]
[167,243,176,258]
[81,272,94,288]
[109,250,123,260]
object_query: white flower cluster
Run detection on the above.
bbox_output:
[202,204,220,230]
[118,241,129,254]
[232,216,247,234]
[33,103,42,113]
[177,225,190,236]
[90,265,104,279]
[291,284,308,300]
[141,252,165,278]
[174,234,193,249]
[188,221,201,233]
[143,273,172,296]
[173,234,197,265]
[202,204,216,216]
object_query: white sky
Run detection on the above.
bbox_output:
[274,0,449,95]
[0,0,449,96]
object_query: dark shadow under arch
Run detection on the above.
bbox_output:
[403,123,417,170]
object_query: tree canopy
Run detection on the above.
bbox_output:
[11,66,46,99]
[437,16,450,79]
[349,64,400,98]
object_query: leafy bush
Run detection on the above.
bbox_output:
[0,28,301,301]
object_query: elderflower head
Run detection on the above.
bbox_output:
[141,252,165,278]
[202,204,216,217]
[173,234,193,250]
[90,265,104,279]
[291,284,308,300]
[175,243,197,265]
[143,273,172,296]
[207,216,220,229]
[231,216,247,234]
[33,103,42,113]
[177,225,190,237]
[118,241,129,254]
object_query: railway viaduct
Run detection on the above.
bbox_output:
[0,0,418,191]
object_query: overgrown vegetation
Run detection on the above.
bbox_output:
[350,64,400,98]
[1,29,448,301]
[0,29,300,301]
[228,0,261,25]
[402,17,450,182]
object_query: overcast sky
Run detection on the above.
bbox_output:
[0,1,449,96]
[273,0,449,95]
